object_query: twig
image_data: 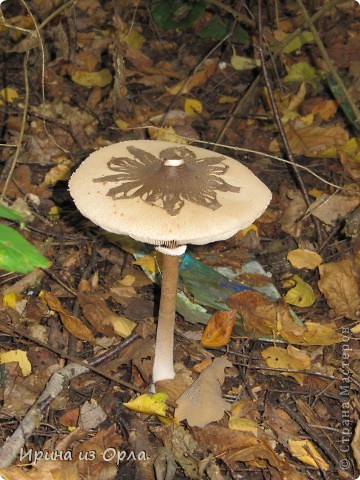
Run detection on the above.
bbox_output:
[282,401,341,467]
[257,0,324,245]
[207,0,256,27]
[295,0,360,131]
[0,327,141,468]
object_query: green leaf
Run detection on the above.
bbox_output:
[197,15,249,45]
[151,0,206,30]
[282,31,314,54]
[0,203,26,226]
[0,224,50,273]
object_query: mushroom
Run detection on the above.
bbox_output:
[68,140,271,385]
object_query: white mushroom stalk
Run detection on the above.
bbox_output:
[68,140,272,387]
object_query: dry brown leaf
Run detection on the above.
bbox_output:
[318,258,360,318]
[0,460,80,480]
[306,191,360,226]
[193,424,280,466]
[227,290,289,336]
[269,124,349,155]
[42,292,96,344]
[175,357,231,427]
[77,293,116,336]
[72,424,122,479]
[165,59,218,96]
[201,309,237,347]
[279,187,307,237]
[265,405,301,446]
[261,345,311,385]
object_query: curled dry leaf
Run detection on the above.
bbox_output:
[351,420,360,469]
[42,291,96,344]
[201,309,237,348]
[261,345,311,385]
[175,357,232,428]
[318,258,360,318]
[279,187,307,237]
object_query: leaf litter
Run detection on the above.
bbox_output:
[0,0,359,479]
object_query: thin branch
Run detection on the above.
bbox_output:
[257,0,324,245]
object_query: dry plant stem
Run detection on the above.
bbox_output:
[295,0,360,130]
[257,0,324,245]
[153,253,179,383]
[0,330,141,468]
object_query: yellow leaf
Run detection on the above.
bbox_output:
[351,323,360,334]
[133,253,157,274]
[0,87,19,105]
[110,315,136,338]
[231,48,260,70]
[287,249,323,269]
[2,292,20,308]
[122,29,145,49]
[0,350,31,376]
[184,98,203,115]
[44,163,71,186]
[288,439,329,469]
[71,69,112,88]
[283,274,316,307]
[115,119,131,130]
[149,126,188,144]
[261,346,311,385]
[48,206,62,220]
[124,392,171,419]
[228,416,260,434]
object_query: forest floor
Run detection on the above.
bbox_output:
[0,0,359,479]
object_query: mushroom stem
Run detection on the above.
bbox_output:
[152,251,180,384]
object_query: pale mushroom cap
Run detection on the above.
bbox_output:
[69,140,272,245]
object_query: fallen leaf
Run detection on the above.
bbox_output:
[124,392,172,421]
[283,274,317,307]
[201,309,237,347]
[78,293,136,338]
[175,357,232,427]
[231,48,260,70]
[318,258,360,317]
[0,349,32,376]
[42,291,96,343]
[306,191,360,226]
[228,417,261,435]
[270,124,349,156]
[165,59,217,96]
[288,439,329,469]
[184,98,202,115]
[0,460,80,480]
[71,68,112,87]
[227,290,282,336]
[0,87,19,104]
[279,187,307,237]
[287,249,323,269]
[261,345,311,385]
